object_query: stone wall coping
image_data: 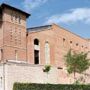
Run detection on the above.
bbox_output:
[0,60,57,68]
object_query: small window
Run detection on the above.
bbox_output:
[70,41,72,44]
[76,43,78,46]
[34,39,39,45]
[63,38,65,42]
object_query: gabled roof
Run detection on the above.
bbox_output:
[27,25,52,32]
[0,3,30,18]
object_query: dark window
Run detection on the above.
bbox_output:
[34,50,39,64]
[70,41,72,44]
[76,43,78,46]
[34,39,40,64]
[63,38,65,42]
[34,39,39,45]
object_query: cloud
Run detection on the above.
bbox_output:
[23,0,48,12]
[45,8,90,24]
[0,0,9,3]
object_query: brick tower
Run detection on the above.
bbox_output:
[0,3,30,62]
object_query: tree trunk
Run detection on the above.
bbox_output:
[74,70,76,82]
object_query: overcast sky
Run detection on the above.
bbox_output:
[1,0,90,38]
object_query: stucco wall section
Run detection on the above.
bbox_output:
[0,65,4,90]
[4,63,59,90]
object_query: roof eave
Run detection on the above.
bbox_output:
[1,3,31,18]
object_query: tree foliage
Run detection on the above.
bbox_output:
[13,83,90,90]
[43,65,51,73]
[65,49,90,75]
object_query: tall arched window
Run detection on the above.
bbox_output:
[45,42,50,64]
[34,39,39,45]
[34,39,40,64]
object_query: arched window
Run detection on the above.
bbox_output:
[45,42,50,64]
[34,38,40,64]
[34,39,39,45]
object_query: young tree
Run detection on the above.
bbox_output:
[43,65,51,83]
[65,49,90,82]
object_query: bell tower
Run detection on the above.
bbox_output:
[0,3,30,62]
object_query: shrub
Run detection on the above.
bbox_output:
[13,83,90,90]
[43,65,51,73]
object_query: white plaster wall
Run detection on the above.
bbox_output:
[4,62,59,90]
[0,65,4,90]
[2,62,90,90]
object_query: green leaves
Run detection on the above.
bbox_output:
[13,83,90,90]
[65,49,90,74]
[43,65,51,73]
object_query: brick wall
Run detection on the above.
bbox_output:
[27,24,88,67]
[1,6,27,62]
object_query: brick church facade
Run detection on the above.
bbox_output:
[0,3,90,90]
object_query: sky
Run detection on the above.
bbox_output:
[0,0,90,38]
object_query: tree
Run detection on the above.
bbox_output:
[43,65,51,73]
[43,65,51,83]
[65,49,90,82]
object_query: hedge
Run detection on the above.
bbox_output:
[13,83,90,90]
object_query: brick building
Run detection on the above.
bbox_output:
[0,3,90,90]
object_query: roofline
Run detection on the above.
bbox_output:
[28,23,87,41]
[27,24,52,30]
[0,3,30,18]
[52,23,87,41]
[27,28,51,34]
